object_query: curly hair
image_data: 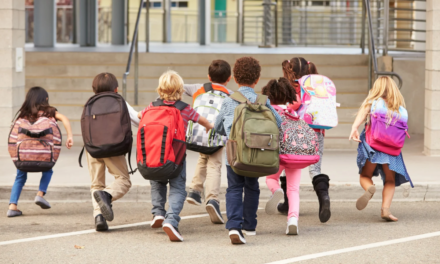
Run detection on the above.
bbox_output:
[156,70,184,101]
[262,77,297,105]
[233,57,261,86]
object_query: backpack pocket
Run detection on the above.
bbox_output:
[226,140,237,165]
[172,138,186,165]
[16,139,54,172]
[244,132,279,166]
[88,112,124,146]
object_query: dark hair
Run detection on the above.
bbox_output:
[233,57,261,86]
[262,77,297,105]
[308,61,318,74]
[208,60,231,83]
[282,57,309,91]
[92,72,119,94]
[18,87,56,123]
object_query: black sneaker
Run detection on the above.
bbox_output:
[186,190,202,206]
[205,200,224,224]
[229,228,246,244]
[163,223,183,242]
[95,214,108,231]
[93,191,114,221]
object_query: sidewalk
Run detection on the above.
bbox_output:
[1,135,438,202]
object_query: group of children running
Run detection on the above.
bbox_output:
[6,56,412,245]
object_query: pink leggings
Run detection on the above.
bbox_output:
[266,165,301,220]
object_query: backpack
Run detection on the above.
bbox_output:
[137,99,187,181]
[8,113,62,172]
[297,74,339,129]
[79,92,135,173]
[226,92,280,178]
[274,106,320,169]
[186,83,229,155]
[366,99,409,156]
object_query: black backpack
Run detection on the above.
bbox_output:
[79,92,135,173]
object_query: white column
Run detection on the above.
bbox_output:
[0,1,25,149]
[425,0,440,156]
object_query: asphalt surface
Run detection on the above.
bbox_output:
[1,201,439,264]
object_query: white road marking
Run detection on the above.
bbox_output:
[266,231,440,264]
[0,212,219,246]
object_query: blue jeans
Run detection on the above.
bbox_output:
[150,161,187,228]
[9,169,53,205]
[225,166,260,230]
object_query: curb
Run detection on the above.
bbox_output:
[1,183,439,203]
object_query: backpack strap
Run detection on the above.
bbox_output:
[152,99,188,111]
[255,94,268,106]
[78,146,85,168]
[230,91,250,104]
[127,138,137,174]
[203,83,213,93]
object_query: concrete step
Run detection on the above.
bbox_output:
[26,52,369,66]
[27,76,369,93]
[26,64,368,79]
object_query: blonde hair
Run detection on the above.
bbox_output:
[156,70,184,101]
[359,76,406,125]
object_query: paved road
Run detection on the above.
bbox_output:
[1,201,439,263]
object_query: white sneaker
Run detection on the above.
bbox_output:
[242,229,256,236]
[229,229,246,244]
[151,215,165,228]
[265,188,284,215]
[286,217,299,235]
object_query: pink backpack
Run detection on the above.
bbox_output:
[274,106,320,169]
[366,99,409,156]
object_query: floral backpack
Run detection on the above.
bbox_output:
[274,105,320,169]
[297,74,339,129]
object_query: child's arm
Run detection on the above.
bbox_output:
[126,102,140,127]
[197,116,214,133]
[55,112,73,149]
[349,106,370,142]
[266,99,283,128]
[183,84,202,97]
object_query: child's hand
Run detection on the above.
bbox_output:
[205,123,214,133]
[349,128,361,142]
[66,136,74,149]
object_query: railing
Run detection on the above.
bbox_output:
[122,0,144,104]
[364,0,403,89]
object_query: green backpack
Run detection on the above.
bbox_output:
[226,92,280,177]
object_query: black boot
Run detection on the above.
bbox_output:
[93,191,114,221]
[277,176,289,215]
[95,214,108,231]
[312,174,331,223]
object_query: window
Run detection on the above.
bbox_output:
[144,1,188,9]
[311,1,330,6]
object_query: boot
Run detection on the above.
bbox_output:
[277,176,289,215]
[312,174,331,223]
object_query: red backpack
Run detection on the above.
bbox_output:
[137,100,187,181]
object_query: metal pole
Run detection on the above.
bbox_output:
[383,0,389,56]
[238,0,244,44]
[361,0,366,54]
[274,0,278,47]
[146,0,150,52]
[135,35,139,105]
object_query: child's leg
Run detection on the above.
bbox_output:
[225,166,246,230]
[360,160,376,190]
[381,164,396,209]
[164,161,187,227]
[37,169,53,197]
[86,152,107,217]
[204,148,223,202]
[309,131,324,179]
[150,180,168,217]
[243,176,260,231]
[103,155,132,201]
[190,153,208,194]
[285,168,302,220]
[9,170,28,209]
[266,167,284,194]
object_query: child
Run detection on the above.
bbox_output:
[138,70,213,242]
[86,73,140,231]
[214,57,282,244]
[279,57,331,224]
[262,78,303,235]
[349,76,413,221]
[7,87,74,217]
[184,59,233,224]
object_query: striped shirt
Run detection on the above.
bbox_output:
[214,86,282,166]
[140,100,200,131]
